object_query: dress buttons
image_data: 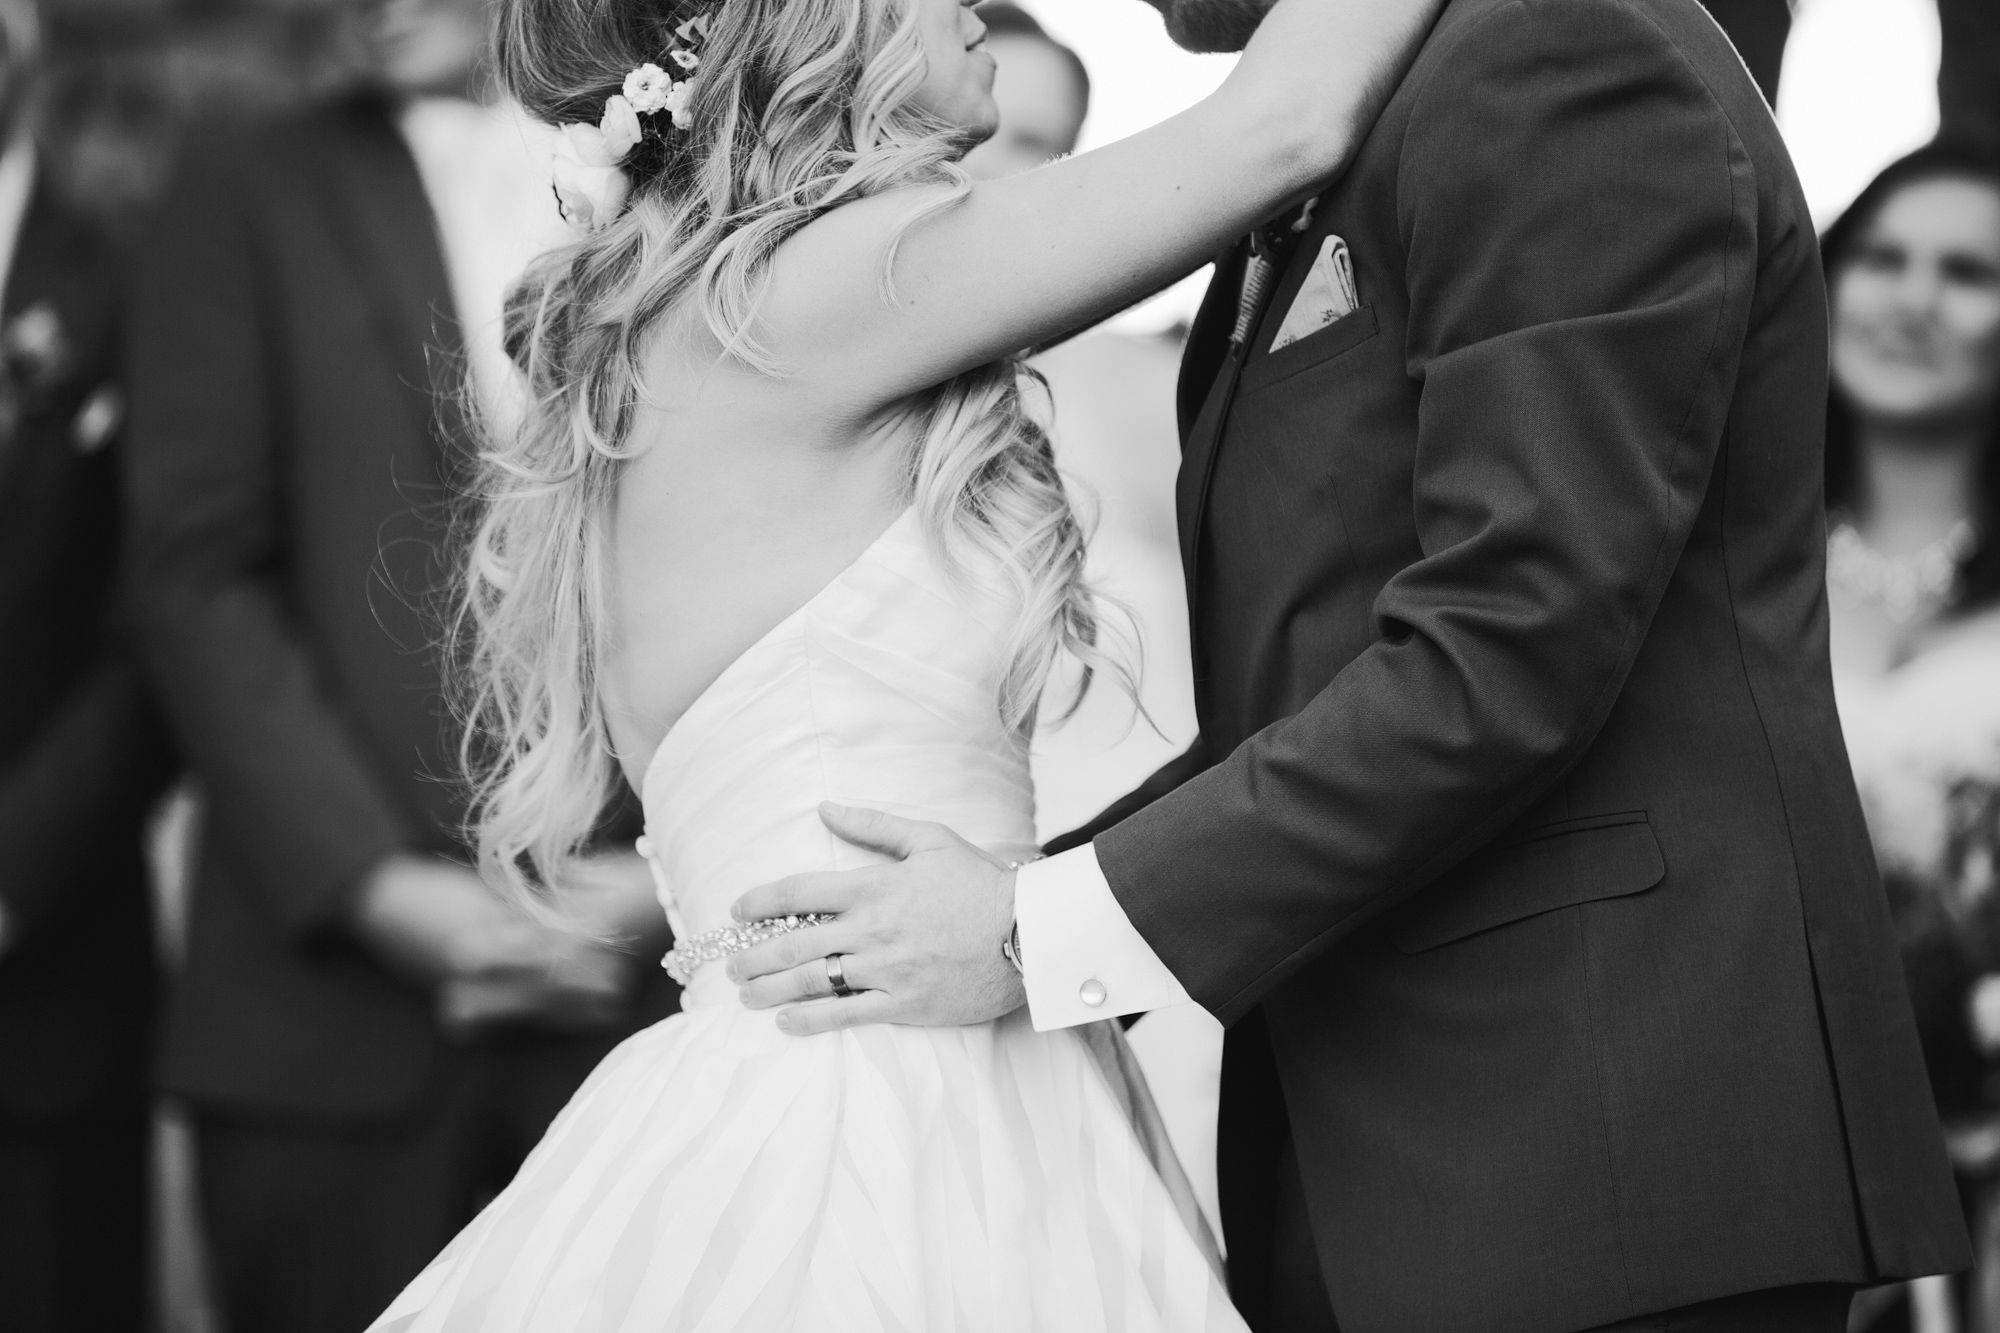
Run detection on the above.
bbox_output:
[1079,978,1108,1008]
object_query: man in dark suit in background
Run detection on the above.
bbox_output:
[733,0,1972,1328]
[1937,0,2000,153]
[1697,0,1787,105]
[124,0,674,1327]
[0,0,176,1328]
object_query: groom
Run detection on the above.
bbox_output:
[731,0,1971,1327]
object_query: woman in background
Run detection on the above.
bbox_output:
[1826,143,2000,1333]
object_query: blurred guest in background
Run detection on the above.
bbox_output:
[1696,0,1788,105]
[0,0,175,1326]
[122,0,673,1326]
[1938,0,2000,155]
[962,3,1086,182]
[1823,143,2000,1333]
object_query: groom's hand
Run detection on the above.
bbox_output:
[726,803,1026,1034]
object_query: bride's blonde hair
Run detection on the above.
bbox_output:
[458,0,1126,905]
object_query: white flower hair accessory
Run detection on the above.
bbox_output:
[552,93,643,235]
[623,63,675,114]
[550,3,726,235]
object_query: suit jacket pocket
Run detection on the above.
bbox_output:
[1240,303,1379,397]
[1391,812,1664,954]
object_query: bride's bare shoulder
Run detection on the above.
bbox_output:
[768,184,963,291]
[614,190,957,428]
[755,186,964,363]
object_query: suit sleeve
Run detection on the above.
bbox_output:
[1043,737,1211,856]
[1094,0,1760,1024]
[124,140,413,941]
[0,653,175,944]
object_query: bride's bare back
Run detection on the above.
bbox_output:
[598,0,1441,789]
[601,314,916,785]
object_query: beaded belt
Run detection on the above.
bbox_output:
[663,913,836,986]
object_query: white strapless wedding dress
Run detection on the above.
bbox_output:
[369,508,1243,1333]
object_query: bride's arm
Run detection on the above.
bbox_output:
[756,0,1440,414]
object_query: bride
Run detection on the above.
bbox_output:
[370,0,1432,1323]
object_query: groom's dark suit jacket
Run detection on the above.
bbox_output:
[125,95,669,1124]
[1064,0,1970,1328]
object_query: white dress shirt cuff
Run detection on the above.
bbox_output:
[1014,844,1193,1031]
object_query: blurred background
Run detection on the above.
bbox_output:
[4,0,2000,1328]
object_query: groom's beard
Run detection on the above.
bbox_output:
[1148,0,1272,53]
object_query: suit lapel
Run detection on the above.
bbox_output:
[1175,337,1243,594]
[1177,243,1247,442]
[0,182,103,525]
[4,179,71,321]
[0,185,51,508]
[1174,220,1306,603]
[312,97,472,473]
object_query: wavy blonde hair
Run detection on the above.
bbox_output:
[458,0,1130,906]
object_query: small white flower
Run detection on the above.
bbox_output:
[662,78,697,130]
[623,62,675,115]
[670,47,700,71]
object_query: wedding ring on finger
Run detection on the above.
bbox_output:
[824,953,856,998]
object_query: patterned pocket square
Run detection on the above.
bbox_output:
[1271,235,1360,351]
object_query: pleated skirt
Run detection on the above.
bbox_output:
[368,1003,1243,1332]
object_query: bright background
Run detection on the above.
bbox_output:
[1015,0,1953,244]
[1014,0,1236,332]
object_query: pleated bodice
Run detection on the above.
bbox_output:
[636,508,1040,1008]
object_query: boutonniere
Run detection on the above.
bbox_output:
[2,302,72,391]
[0,301,73,442]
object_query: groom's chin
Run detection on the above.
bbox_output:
[1147,0,1270,53]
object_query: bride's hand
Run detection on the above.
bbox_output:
[726,803,1025,1033]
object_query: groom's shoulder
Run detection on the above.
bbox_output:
[1396,0,1777,161]
[1417,0,1759,97]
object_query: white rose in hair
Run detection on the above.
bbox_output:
[551,155,631,236]
[663,78,697,130]
[559,94,642,168]
[623,63,676,115]
[598,94,644,156]
[551,95,645,235]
